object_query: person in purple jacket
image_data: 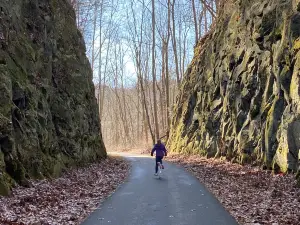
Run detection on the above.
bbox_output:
[151,139,167,176]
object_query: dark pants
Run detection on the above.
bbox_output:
[155,156,163,173]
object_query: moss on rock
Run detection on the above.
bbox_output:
[0,0,106,195]
[0,176,10,196]
[167,0,300,174]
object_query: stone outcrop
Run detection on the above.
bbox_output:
[168,0,300,174]
[0,0,106,195]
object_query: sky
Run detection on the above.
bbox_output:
[78,0,208,88]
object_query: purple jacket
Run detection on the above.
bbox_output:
[151,144,167,157]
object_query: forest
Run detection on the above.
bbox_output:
[69,0,218,148]
[0,0,300,224]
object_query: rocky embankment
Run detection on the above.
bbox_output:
[0,0,106,195]
[168,0,300,174]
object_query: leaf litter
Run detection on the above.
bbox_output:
[167,154,300,225]
[0,156,130,225]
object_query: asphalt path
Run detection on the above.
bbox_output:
[82,153,238,225]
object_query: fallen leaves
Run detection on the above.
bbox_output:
[0,156,130,225]
[167,154,300,225]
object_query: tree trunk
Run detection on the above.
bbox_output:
[161,45,166,131]
[166,0,171,132]
[91,2,98,72]
[192,0,199,44]
[171,0,181,86]
[137,83,141,141]
[152,0,159,141]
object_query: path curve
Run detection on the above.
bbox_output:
[82,153,238,225]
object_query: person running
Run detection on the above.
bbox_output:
[151,139,167,176]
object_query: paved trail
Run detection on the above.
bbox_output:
[82,153,238,225]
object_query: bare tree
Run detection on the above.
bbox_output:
[72,0,219,148]
[192,0,199,44]
[151,0,160,141]
[170,0,181,86]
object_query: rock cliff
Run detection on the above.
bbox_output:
[168,0,300,174]
[0,0,106,195]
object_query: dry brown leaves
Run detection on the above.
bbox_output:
[0,156,130,225]
[167,154,300,225]
[108,147,151,155]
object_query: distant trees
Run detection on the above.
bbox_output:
[71,0,217,149]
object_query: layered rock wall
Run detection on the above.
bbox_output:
[168,0,300,173]
[0,0,106,195]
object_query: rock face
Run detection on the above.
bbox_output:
[0,0,106,195]
[168,0,300,173]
